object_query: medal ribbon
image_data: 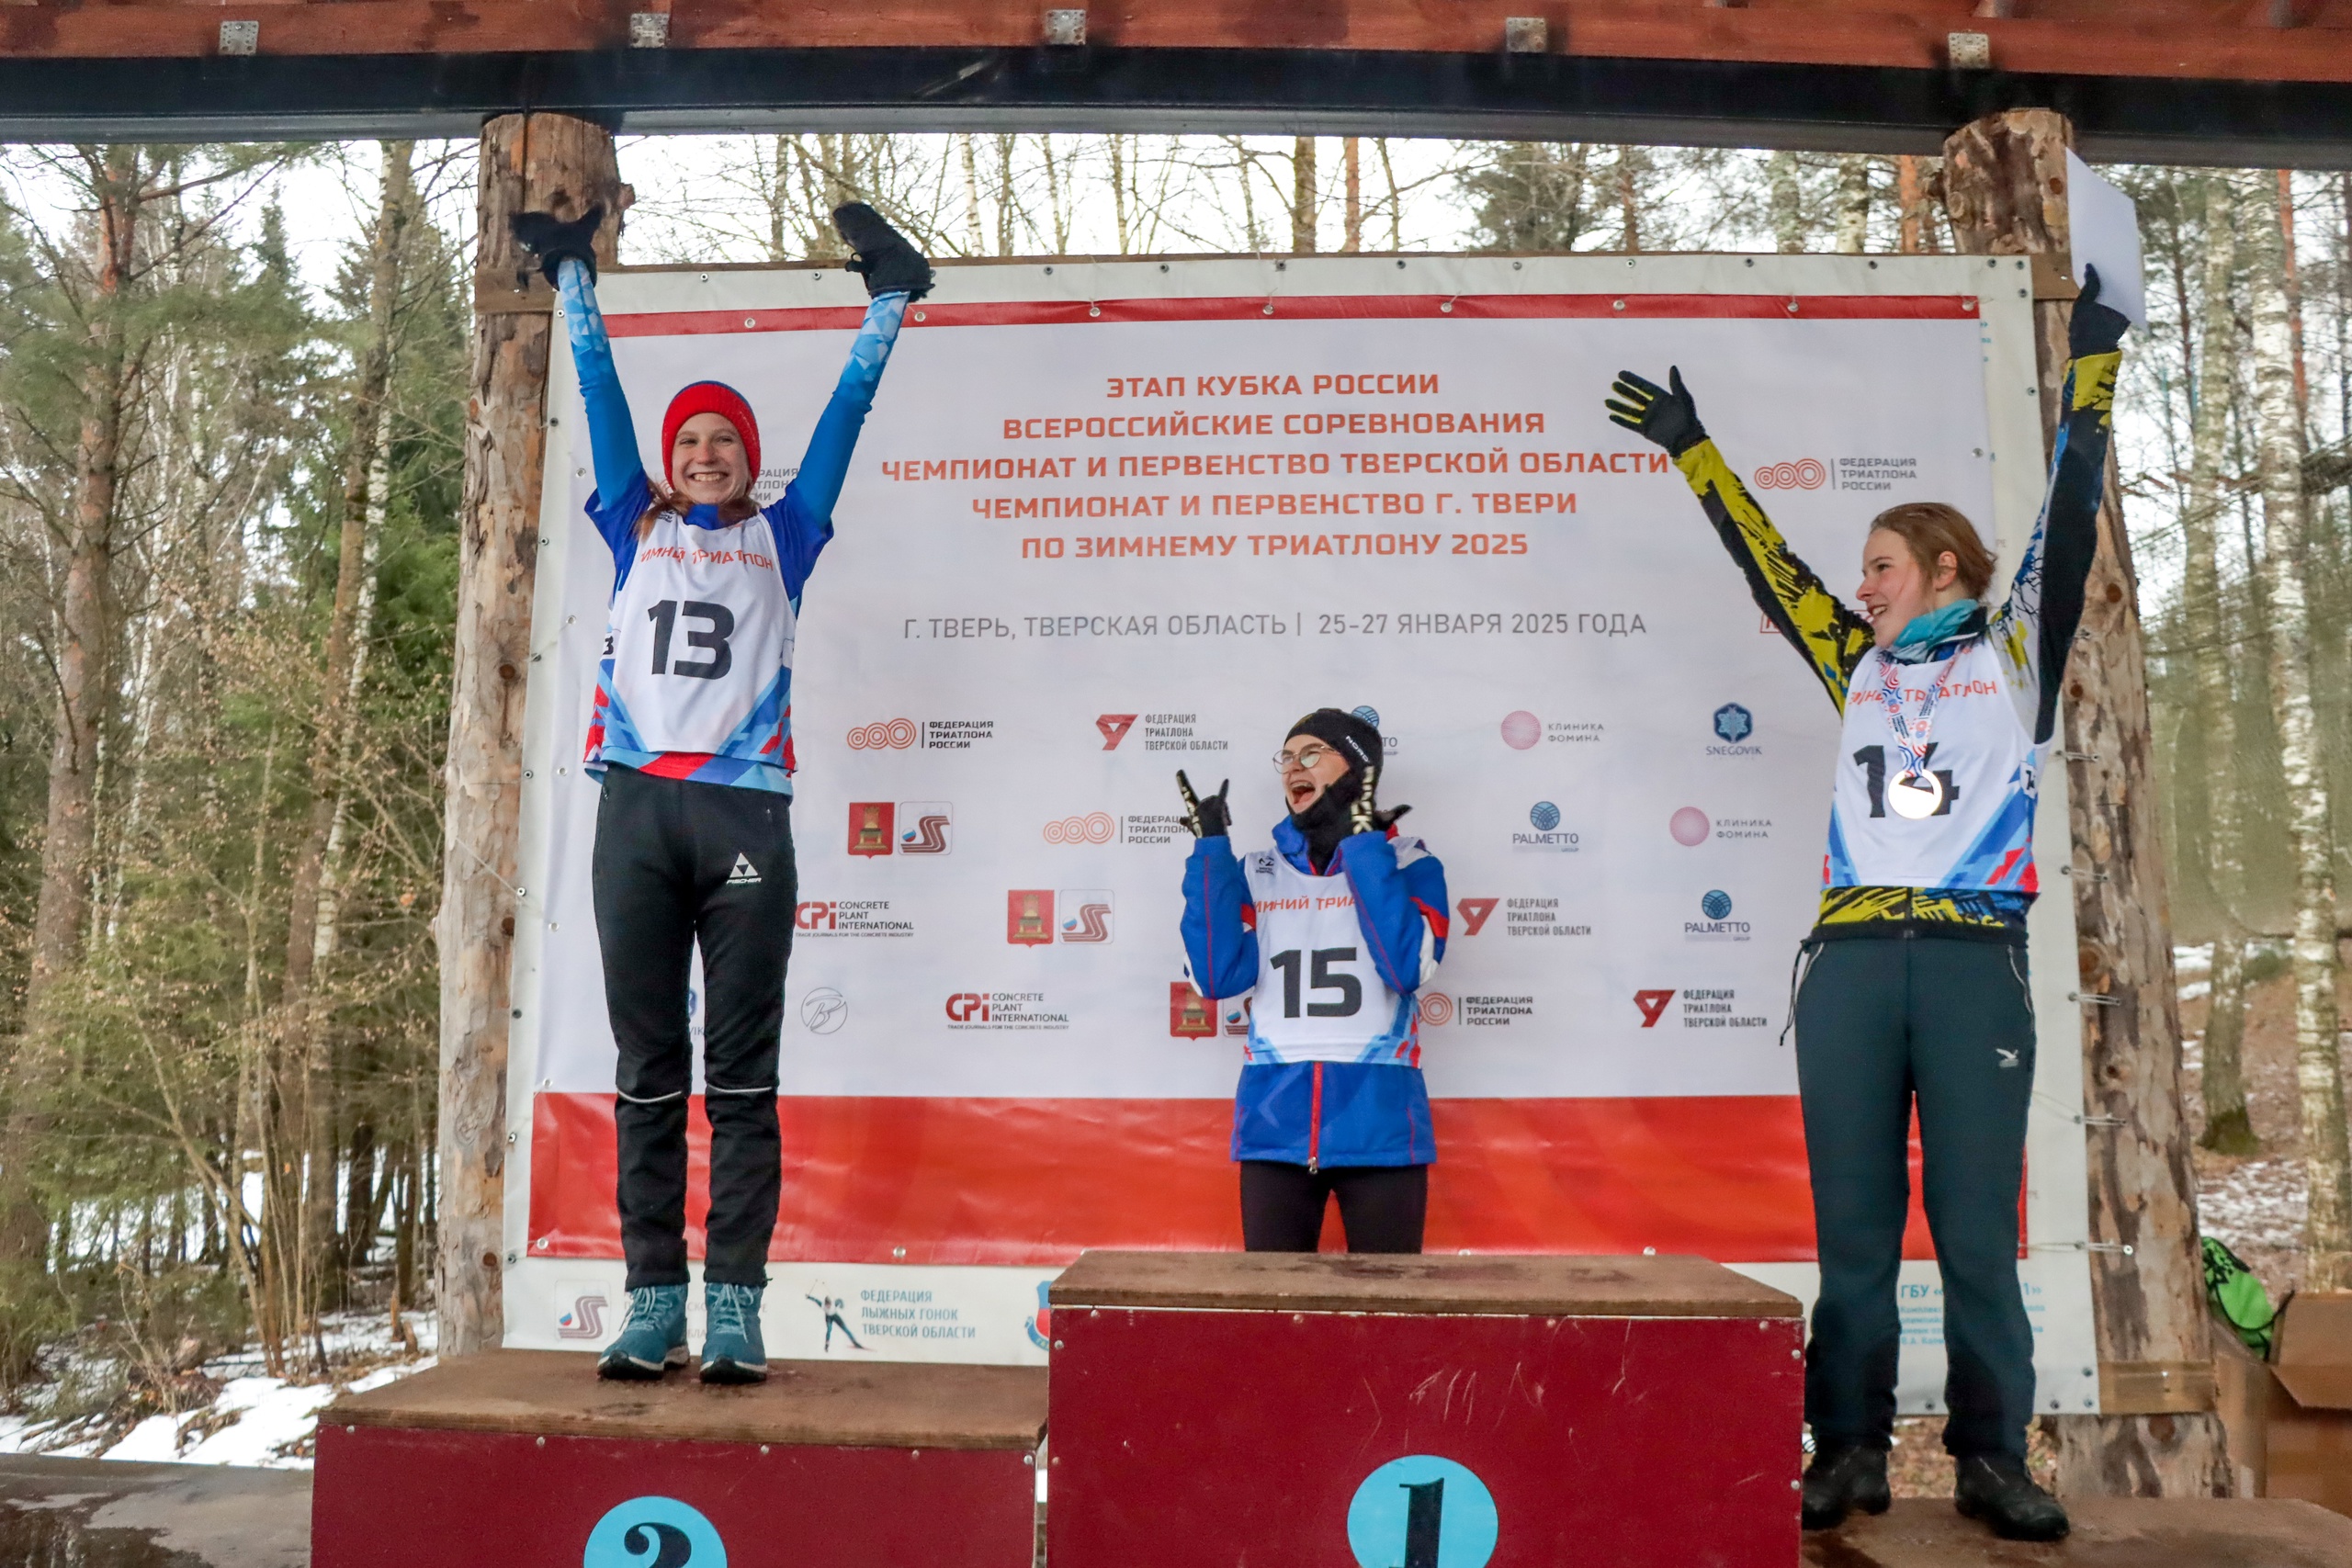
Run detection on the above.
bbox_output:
[1874,648,1962,775]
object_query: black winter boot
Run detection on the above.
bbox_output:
[1953,1454,2070,1541]
[1800,1444,1891,1530]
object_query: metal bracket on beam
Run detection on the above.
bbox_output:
[218,20,259,57]
[1947,30,1992,69]
[2099,1359,2219,1415]
[629,13,671,50]
[1505,18,1547,54]
[1044,9,1087,46]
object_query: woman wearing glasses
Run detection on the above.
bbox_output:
[1176,708,1449,1252]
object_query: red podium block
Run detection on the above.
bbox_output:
[1046,1253,1802,1568]
[313,1350,1045,1567]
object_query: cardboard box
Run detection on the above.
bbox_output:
[2266,1292,2352,1517]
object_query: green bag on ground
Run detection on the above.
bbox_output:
[2201,1235,2278,1357]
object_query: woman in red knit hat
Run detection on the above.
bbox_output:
[512,202,933,1385]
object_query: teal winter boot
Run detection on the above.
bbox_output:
[700,1281,769,1384]
[597,1284,689,1380]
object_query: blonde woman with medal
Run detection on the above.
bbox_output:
[1605,270,2130,1543]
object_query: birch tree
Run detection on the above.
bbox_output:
[2249,174,2352,1286]
[2183,177,2260,1155]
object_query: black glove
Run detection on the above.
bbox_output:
[1177,772,1231,839]
[1348,764,1411,836]
[2069,263,2131,360]
[1605,367,1707,457]
[510,205,604,288]
[832,202,935,300]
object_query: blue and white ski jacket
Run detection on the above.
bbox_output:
[560,257,908,794]
[1181,818,1449,1168]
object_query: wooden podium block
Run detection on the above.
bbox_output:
[312,1350,1046,1567]
[1046,1252,1803,1568]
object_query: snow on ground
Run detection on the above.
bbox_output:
[2199,1158,2311,1256]
[0,1311,437,1471]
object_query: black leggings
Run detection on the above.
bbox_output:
[592,765,797,1290]
[1239,1161,1428,1253]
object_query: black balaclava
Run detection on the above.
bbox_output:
[1285,707,1383,873]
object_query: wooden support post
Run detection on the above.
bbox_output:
[1940,109,2229,1497]
[436,113,628,1357]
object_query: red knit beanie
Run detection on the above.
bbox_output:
[661,381,761,492]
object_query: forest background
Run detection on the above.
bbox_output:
[0,132,2344,1434]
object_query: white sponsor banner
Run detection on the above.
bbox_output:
[502,254,2098,1413]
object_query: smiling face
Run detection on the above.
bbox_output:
[1279,739,1353,814]
[1857,528,1964,649]
[669,412,750,508]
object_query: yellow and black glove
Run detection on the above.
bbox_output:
[1605,366,1709,457]
[1177,772,1231,839]
[1348,764,1411,836]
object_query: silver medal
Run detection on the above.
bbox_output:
[1889,768,1944,819]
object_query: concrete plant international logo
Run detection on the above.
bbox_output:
[556,1292,609,1340]
[1096,713,1138,749]
[1752,458,1826,491]
[799,987,848,1034]
[1634,989,1676,1028]
[846,801,952,856]
[1044,812,1116,845]
[1456,897,1498,935]
[847,717,919,750]
[1713,704,1753,744]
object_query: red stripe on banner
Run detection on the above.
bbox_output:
[602,294,1981,338]
[527,1093,1951,1267]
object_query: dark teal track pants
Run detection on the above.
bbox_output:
[1793,933,2038,1460]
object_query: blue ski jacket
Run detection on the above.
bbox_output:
[1180,818,1449,1168]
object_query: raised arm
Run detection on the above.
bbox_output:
[1608,367,1875,711]
[511,208,651,556]
[1177,773,1260,1001]
[780,292,910,527]
[765,203,934,596]
[1338,833,1448,995]
[1988,268,2131,744]
[557,257,650,527]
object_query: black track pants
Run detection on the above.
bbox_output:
[1793,933,2038,1461]
[1238,1160,1429,1253]
[592,764,797,1290]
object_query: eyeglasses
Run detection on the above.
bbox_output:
[1272,743,1335,773]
